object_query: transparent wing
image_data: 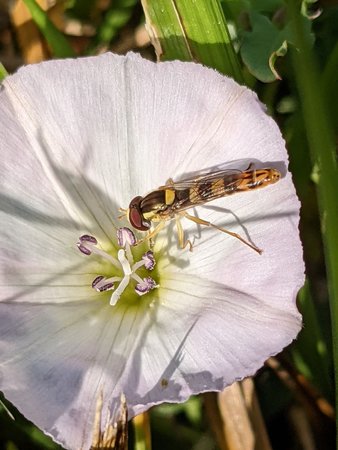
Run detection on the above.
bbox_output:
[158,169,245,211]
[158,168,243,190]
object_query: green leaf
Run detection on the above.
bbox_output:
[93,0,138,48]
[241,10,313,82]
[0,62,8,81]
[0,399,15,420]
[22,0,75,58]
[301,0,321,19]
[141,0,243,81]
[250,0,283,13]
[153,396,202,426]
[241,12,288,82]
[220,0,250,20]
[183,396,202,427]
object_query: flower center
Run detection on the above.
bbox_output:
[77,228,158,306]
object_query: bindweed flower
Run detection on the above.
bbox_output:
[0,53,304,450]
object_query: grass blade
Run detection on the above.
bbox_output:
[141,0,243,81]
[22,0,75,58]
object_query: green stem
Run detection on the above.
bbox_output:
[287,0,338,434]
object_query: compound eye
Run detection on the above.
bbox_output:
[128,197,151,231]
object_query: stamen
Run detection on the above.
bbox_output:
[117,227,137,247]
[92,276,104,289]
[132,251,155,271]
[97,282,115,292]
[92,275,121,292]
[78,228,158,306]
[92,275,115,292]
[77,244,93,256]
[77,235,120,269]
[135,277,158,296]
[79,235,98,244]
[117,227,136,264]
[131,273,143,284]
[77,235,98,255]
[142,251,156,270]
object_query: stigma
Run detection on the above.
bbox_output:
[77,228,158,306]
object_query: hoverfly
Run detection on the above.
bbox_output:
[122,165,281,254]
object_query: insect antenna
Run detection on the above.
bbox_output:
[118,207,128,220]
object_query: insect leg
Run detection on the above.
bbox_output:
[175,216,193,251]
[180,212,262,254]
[118,207,128,220]
[137,221,166,246]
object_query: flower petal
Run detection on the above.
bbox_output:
[123,273,301,415]
[0,53,304,450]
[2,52,284,209]
[0,300,145,449]
[0,273,300,449]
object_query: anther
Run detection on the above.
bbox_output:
[92,276,104,289]
[135,277,158,296]
[91,276,116,292]
[77,244,93,255]
[142,251,156,270]
[97,282,115,292]
[79,235,98,244]
[77,235,98,256]
[117,227,137,248]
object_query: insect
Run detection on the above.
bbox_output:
[123,165,281,254]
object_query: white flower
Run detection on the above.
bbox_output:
[0,53,304,450]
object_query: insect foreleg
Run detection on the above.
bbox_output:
[137,221,166,246]
[175,216,193,251]
[180,212,262,255]
[118,207,128,220]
